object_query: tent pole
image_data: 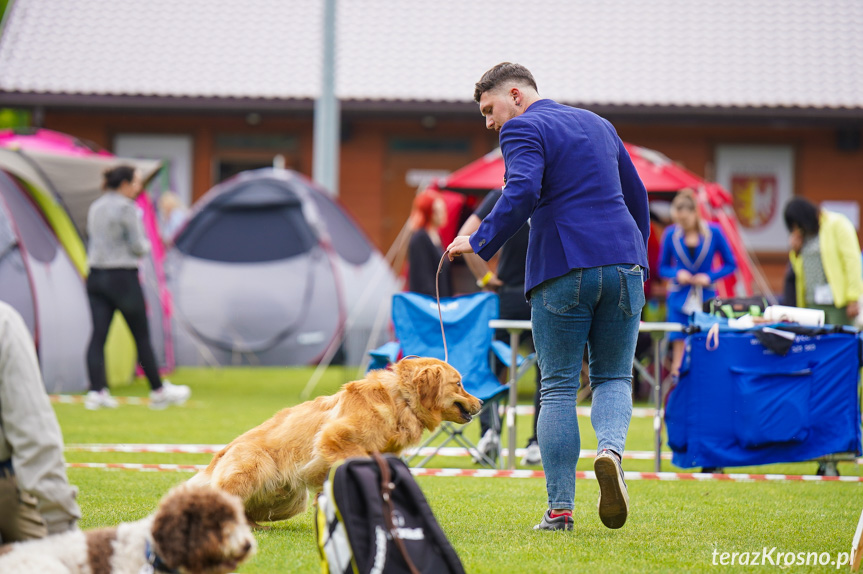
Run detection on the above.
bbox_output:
[300,216,414,399]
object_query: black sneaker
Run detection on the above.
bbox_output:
[594,449,629,529]
[533,510,574,531]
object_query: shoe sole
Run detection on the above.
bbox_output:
[595,456,628,529]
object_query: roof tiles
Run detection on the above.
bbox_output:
[0,0,861,109]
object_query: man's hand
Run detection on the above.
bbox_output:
[446,235,474,261]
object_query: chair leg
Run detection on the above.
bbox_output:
[404,421,502,469]
[404,425,449,467]
[453,431,499,469]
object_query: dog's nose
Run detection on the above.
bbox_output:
[478,399,484,407]
[242,541,253,554]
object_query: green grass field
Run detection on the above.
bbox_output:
[56,367,863,573]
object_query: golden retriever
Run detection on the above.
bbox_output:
[188,357,481,524]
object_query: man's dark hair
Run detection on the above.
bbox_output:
[474,63,538,103]
[102,165,136,191]
[783,197,820,237]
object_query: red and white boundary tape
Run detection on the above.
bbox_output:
[64,462,863,483]
[66,444,225,454]
[68,463,206,472]
[64,443,673,460]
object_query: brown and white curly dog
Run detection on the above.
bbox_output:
[0,483,256,574]
[188,357,482,526]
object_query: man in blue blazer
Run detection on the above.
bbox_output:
[447,63,649,531]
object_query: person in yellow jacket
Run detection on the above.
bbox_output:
[784,197,862,326]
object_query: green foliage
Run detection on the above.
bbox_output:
[57,367,863,573]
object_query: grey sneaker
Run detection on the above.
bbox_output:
[84,389,119,410]
[471,429,500,464]
[533,510,574,531]
[594,449,629,529]
[521,441,542,466]
[149,380,191,410]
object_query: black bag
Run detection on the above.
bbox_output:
[704,296,769,319]
[315,453,466,574]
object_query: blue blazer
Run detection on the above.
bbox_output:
[469,99,650,297]
[658,222,737,312]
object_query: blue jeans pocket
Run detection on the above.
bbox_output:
[541,269,581,314]
[732,365,813,448]
[617,265,646,317]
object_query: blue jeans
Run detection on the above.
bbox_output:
[530,265,644,510]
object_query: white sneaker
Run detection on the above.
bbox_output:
[149,380,191,410]
[84,389,118,410]
[472,429,500,464]
[521,441,542,466]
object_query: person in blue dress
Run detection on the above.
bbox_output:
[658,189,737,377]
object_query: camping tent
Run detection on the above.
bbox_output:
[0,169,93,392]
[427,144,762,297]
[0,129,173,388]
[166,168,397,367]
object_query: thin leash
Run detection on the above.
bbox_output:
[436,251,449,363]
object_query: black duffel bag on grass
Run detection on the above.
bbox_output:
[315,452,466,574]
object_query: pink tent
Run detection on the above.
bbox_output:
[0,128,175,372]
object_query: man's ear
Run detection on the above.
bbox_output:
[416,366,443,410]
[510,86,521,105]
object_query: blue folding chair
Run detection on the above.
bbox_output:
[369,291,531,468]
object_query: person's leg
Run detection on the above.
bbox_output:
[587,264,644,529]
[86,270,116,393]
[670,340,685,377]
[113,270,163,391]
[665,305,688,377]
[531,268,597,514]
[0,473,48,543]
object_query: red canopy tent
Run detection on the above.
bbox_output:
[426,144,757,297]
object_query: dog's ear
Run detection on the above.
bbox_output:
[416,365,444,410]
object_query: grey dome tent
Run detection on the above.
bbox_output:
[0,170,92,392]
[166,168,397,366]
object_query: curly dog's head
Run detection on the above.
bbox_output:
[151,483,256,574]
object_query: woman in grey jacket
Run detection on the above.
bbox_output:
[84,166,190,410]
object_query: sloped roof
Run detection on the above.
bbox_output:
[1,0,862,111]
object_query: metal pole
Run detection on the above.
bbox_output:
[313,0,339,196]
[653,332,662,472]
[508,329,519,470]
